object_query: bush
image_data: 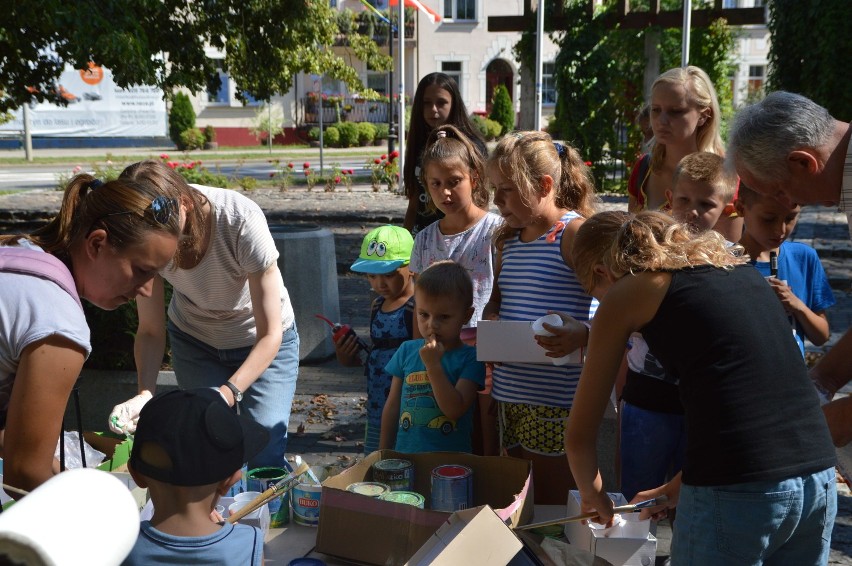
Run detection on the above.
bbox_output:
[203,124,217,142]
[489,84,515,138]
[357,122,377,145]
[179,127,206,150]
[485,119,502,140]
[336,121,360,148]
[324,126,341,147]
[470,114,489,140]
[308,126,321,141]
[374,122,389,140]
[169,92,195,149]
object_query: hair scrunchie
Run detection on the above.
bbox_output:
[553,142,567,158]
[87,178,104,190]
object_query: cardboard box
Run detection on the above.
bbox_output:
[564,491,656,566]
[476,320,583,364]
[316,450,533,565]
[83,432,133,472]
[405,505,522,565]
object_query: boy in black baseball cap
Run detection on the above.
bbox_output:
[123,388,269,565]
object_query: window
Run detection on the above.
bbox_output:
[367,73,389,97]
[542,62,557,105]
[443,0,475,21]
[722,0,737,7]
[206,67,230,105]
[747,65,765,98]
[441,61,463,95]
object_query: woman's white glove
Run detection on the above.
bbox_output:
[108,391,153,434]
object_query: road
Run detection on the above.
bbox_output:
[0,158,374,193]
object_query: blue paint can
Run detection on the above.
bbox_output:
[430,464,473,512]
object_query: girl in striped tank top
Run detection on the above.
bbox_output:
[483,131,598,504]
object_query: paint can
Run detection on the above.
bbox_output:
[430,465,473,512]
[291,482,322,527]
[345,482,391,498]
[379,490,425,508]
[247,463,293,527]
[371,459,414,492]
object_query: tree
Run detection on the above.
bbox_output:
[169,93,195,149]
[767,0,851,119]
[0,1,392,113]
[490,84,515,136]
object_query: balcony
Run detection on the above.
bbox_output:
[302,96,392,125]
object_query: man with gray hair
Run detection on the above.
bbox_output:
[728,91,852,446]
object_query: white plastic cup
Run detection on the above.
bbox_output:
[234,491,263,504]
[532,314,578,366]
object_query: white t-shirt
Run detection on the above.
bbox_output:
[410,212,502,327]
[164,185,295,349]
[0,243,90,420]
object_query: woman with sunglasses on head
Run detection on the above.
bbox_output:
[0,175,181,495]
[109,160,299,471]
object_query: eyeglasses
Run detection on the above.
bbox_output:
[95,196,178,227]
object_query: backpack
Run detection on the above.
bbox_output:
[0,247,82,308]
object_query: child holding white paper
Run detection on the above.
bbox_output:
[482,131,598,504]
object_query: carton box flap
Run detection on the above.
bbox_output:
[405,505,523,566]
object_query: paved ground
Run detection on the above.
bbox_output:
[2,176,851,563]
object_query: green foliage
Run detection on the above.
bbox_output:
[374,122,389,140]
[179,127,205,150]
[485,118,503,140]
[336,121,360,148]
[357,122,377,145]
[470,114,489,140]
[767,0,851,119]
[308,126,321,141]
[324,125,341,147]
[489,84,515,137]
[203,124,216,142]
[169,93,195,149]
[249,103,284,143]
[0,1,391,113]
[237,176,258,191]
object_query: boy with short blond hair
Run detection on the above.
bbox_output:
[667,151,737,236]
[735,183,835,357]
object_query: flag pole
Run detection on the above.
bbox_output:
[397,0,405,194]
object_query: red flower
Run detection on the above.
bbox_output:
[160,153,169,160]
[374,158,381,164]
[584,161,592,166]
[303,162,310,169]
[269,172,275,177]
[287,162,294,169]
[390,150,399,159]
[196,161,202,166]
[334,176,341,183]
[381,154,387,160]
[304,170,310,176]
[167,161,177,169]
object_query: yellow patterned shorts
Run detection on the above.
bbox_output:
[499,402,569,455]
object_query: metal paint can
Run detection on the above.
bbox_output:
[371,459,414,492]
[379,490,425,508]
[345,482,391,498]
[247,463,293,527]
[430,464,473,512]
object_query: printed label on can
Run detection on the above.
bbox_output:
[346,481,391,498]
[291,482,322,527]
[247,464,293,527]
[379,490,425,508]
[430,465,473,512]
[372,459,414,492]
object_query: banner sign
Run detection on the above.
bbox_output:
[0,63,166,137]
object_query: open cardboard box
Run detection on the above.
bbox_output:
[316,450,533,565]
[476,320,583,365]
[564,491,656,566]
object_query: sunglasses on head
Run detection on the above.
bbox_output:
[95,195,178,226]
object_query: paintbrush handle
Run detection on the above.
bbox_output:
[514,497,668,531]
[227,462,310,524]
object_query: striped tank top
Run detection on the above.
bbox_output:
[491,211,598,408]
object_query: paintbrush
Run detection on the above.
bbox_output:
[513,496,668,531]
[227,461,310,524]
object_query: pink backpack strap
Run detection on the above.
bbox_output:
[0,247,82,308]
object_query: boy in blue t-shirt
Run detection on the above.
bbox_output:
[381,260,485,453]
[736,183,835,356]
[123,389,269,566]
